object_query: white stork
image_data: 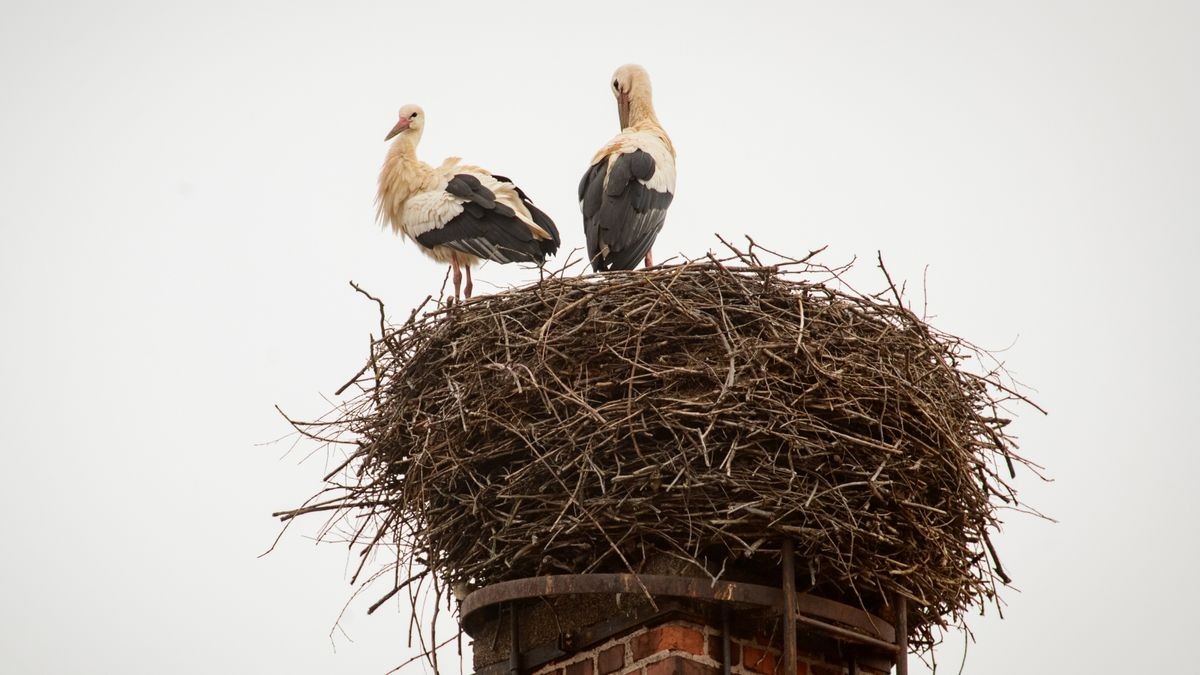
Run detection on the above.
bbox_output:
[376,104,561,301]
[579,64,676,272]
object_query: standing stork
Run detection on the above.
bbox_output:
[579,64,676,271]
[376,104,560,301]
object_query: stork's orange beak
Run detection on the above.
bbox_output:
[617,93,631,130]
[385,117,410,141]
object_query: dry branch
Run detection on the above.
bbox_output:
[277,241,1043,654]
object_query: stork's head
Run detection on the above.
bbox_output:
[385,104,425,141]
[611,64,652,129]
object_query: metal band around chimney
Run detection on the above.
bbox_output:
[460,573,897,652]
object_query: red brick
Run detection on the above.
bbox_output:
[565,658,594,675]
[598,644,626,675]
[630,625,706,660]
[706,634,739,666]
[742,645,779,674]
[644,655,719,675]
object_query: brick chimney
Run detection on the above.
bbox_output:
[526,620,893,675]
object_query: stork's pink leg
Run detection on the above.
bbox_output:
[644,249,654,269]
[464,264,473,299]
[450,254,463,302]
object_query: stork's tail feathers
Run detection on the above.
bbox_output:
[590,239,652,272]
[527,202,561,260]
[496,176,561,262]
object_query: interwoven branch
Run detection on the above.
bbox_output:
[277,240,1044,653]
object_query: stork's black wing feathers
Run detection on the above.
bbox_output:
[416,173,557,265]
[629,150,655,181]
[415,212,539,265]
[493,174,561,256]
[580,149,673,272]
[446,174,510,215]
[580,162,607,264]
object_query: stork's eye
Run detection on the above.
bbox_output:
[410,112,418,119]
[613,80,619,90]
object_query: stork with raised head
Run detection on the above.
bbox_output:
[579,64,676,272]
[376,104,561,301]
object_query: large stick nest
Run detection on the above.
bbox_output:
[279,242,1042,651]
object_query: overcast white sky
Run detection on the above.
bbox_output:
[1,1,1198,673]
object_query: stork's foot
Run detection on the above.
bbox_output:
[464,265,474,299]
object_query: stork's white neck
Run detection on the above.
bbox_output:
[376,132,432,230]
[387,131,421,162]
[626,94,673,157]
[623,75,666,137]
[386,132,430,182]
[627,91,657,127]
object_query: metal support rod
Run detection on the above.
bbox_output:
[509,603,521,675]
[781,540,798,675]
[792,613,900,653]
[721,605,732,675]
[461,573,894,643]
[895,595,908,675]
